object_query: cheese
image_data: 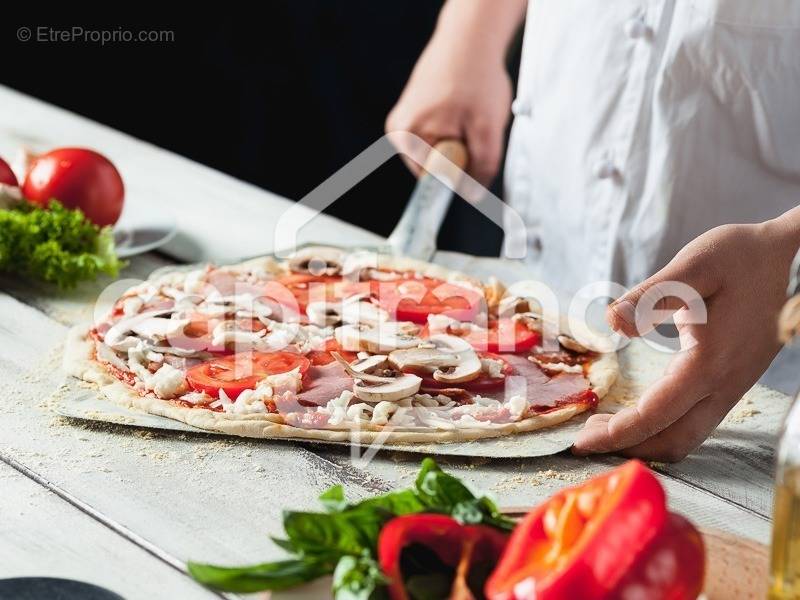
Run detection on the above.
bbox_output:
[179,391,212,405]
[266,368,303,395]
[147,363,187,399]
[481,357,506,379]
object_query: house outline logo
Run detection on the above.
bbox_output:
[273,131,528,259]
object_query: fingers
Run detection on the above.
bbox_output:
[385,110,503,186]
[607,249,722,338]
[617,388,737,462]
[573,346,712,456]
[464,118,504,186]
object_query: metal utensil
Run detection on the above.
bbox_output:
[386,139,468,261]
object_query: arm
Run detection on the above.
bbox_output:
[573,206,800,461]
[386,0,527,185]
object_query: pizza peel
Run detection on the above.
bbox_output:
[386,139,468,261]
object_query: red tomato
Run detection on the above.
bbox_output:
[186,351,310,400]
[464,319,541,353]
[0,157,18,187]
[376,277,482,324]
[411,352,513,392]
[306,338,357,366]
[23,148,124,227]
[277,274,372,313]
[175,314,267,354]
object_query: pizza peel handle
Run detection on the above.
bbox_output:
[387,139,468,261]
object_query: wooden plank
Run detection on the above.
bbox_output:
[0,291,390,568]
[0,461,219,599]
[0,85,384,264]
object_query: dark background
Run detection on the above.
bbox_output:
[3,4,519,255]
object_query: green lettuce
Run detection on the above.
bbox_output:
[0,200,123,288]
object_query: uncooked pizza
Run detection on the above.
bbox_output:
[64,247,618,443]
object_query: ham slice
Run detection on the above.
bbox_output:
[488,353,589,408]
[296,361,354,406]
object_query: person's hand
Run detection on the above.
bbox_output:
[573,218,800,462]
[385,1,522,186]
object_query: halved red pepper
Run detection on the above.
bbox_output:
[379,514,509,600]
[485,460,705,600]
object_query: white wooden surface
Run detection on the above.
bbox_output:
[0,85,788,596]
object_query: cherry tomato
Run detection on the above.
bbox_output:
[0,157,18,187]
[411,352,513,392]
[186,351,310,400]
[306,338,358,366]
[376,277,482,324]
[23,148,124,226]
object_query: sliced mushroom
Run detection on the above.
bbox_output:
[104,309,175,350]
[334,323,421,354]
[305,301,342,327]
[341,301,389,326]
[388,334,481,384]
[557,334,589,354]
[288,246,343,276]
[330,352,421,402]
[349,354,389,374]
[352,374,422,403]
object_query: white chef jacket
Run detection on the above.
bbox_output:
[504,0,800,295]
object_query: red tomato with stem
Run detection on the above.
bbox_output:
[186,351,310,400]
[23,148,124,226]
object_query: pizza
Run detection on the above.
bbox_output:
[64,246,618,443]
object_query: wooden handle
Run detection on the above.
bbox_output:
[422,139,469,183]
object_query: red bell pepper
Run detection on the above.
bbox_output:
[485,460,705,600]
[378,513,509,600]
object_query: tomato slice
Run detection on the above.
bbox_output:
[410,352,513,392]
[186,351,310,400]
[467,319,541,353]
[172,314,267,355]
[276,274,373,313]
[423,319,540,353]
[306,338,358,366]
[375,277,482,324]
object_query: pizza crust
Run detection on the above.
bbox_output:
[62,249,619,445]
[64,325,616,444]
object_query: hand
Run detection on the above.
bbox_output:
[573,218,800,462]
[385,1,522,186]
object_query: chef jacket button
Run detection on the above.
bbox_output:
[593,159,618,180]
[624,16,650,39]
[511,98,531,117]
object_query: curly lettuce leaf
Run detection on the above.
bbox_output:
[0,200,123,288]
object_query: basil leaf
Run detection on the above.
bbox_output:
[351,490,426,517]
[270,537,296,553]
[320,484,348,512]
[187,558,331,593]
[333,553,389,600]
[415,458,514,531]
[283,509,389,557]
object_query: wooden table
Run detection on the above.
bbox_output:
[0,85,792,599]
